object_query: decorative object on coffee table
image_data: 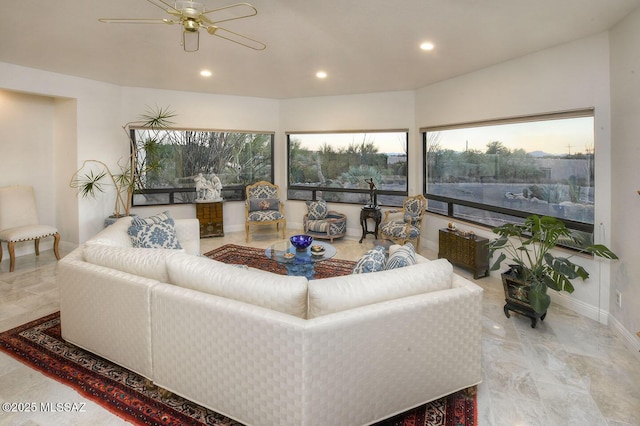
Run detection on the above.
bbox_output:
[438,228,489,279]
[290,234,314,250]
[266,239,336,278]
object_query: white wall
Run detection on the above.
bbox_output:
[415,33,615,324]
[0,90,56,256]
[610,7,640,342]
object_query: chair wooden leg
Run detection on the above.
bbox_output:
[53,233,61,260]
[0,242,3,262]
[34,238,40,256]
[245,223,250,243]
[8,241,16,272]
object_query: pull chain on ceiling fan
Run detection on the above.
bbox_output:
[99,0,266,52]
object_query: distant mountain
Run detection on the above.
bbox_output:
[528,150,563,157]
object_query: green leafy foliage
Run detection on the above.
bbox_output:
[489,215,617,313]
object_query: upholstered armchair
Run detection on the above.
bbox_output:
[245,181,286,242]
[303,199,347,243]
[380,194,427,247]
[0,185,61,272]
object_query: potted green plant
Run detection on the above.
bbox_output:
[488,215,617,328]
[70,106,175,218]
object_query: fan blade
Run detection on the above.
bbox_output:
[144,0,181,16]
[201,3,257,24]
[206,25,265,50]
[98,18,176,24]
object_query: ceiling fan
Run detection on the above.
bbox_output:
[99,0,266,52]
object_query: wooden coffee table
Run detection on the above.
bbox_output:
[265,240,336,279]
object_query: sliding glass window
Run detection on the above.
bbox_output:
[423,109,596,238]
[287,130,408,206]
[131,128,274,205]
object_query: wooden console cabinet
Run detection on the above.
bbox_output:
[438,228,489,279]
[196,201,224,238]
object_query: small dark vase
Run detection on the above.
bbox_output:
[501,266,547,328]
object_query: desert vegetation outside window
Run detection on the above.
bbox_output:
[287,131,408,206]
[423,109,596,239]
[131,128,273,205]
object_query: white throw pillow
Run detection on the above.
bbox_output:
[166,253,309,319]
[83,244,181,283]
[308,258,453,318]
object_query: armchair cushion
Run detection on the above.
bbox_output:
[248,210,284,222]
[352,245,387,274]
[380,221,420,240]
[0,224,58,242]
[248,198,280,212]
[305,200,328,220]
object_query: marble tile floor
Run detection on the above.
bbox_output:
[1,229,639,425]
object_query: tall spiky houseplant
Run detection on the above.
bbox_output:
[489,215,617,315]
[70,106,175,218]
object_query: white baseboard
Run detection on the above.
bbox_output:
[608,314,640,354]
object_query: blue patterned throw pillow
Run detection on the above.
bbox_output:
[128,212,182,249]
[352,245,387,274]
[306,199,328,220]
[385,242,416,270]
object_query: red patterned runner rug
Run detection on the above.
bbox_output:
[0,244,477,426]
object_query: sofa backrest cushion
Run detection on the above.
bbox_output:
[166,253,309,319]
[83,244,181,283]
[307,258,453,318]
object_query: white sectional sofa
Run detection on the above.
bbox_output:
[58,216,483,426]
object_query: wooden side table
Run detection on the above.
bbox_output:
[196,201,224,238]
[359,206,382,243]
[438,228,489,279]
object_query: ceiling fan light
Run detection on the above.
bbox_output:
[175,1,204,17]
[182,29,200,52]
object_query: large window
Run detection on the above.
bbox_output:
[132,128,273,205]
[287,130,408,206]
[423,110,596,236]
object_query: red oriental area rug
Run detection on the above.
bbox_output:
[0,245,477,426]
[204,243,357,278]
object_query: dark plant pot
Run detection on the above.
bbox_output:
[501,266,547,328]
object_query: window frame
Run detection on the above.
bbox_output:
[130,127,275,206]
[421,109,596,235]
[286,129,409,207]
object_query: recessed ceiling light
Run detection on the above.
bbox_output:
[200,70,212,77]
[420,42,435,51]
[316,71,327,79]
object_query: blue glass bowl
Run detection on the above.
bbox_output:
[290,234,313,251]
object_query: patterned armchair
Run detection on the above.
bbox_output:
[303,199,347,243]
[380,194,427,247]
[245,181,286,242]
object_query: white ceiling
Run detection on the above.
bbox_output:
[1,0,639,99]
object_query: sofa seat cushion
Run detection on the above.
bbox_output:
[83,244,182,283]
[308,259,453,318]
[166,253,308,318]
